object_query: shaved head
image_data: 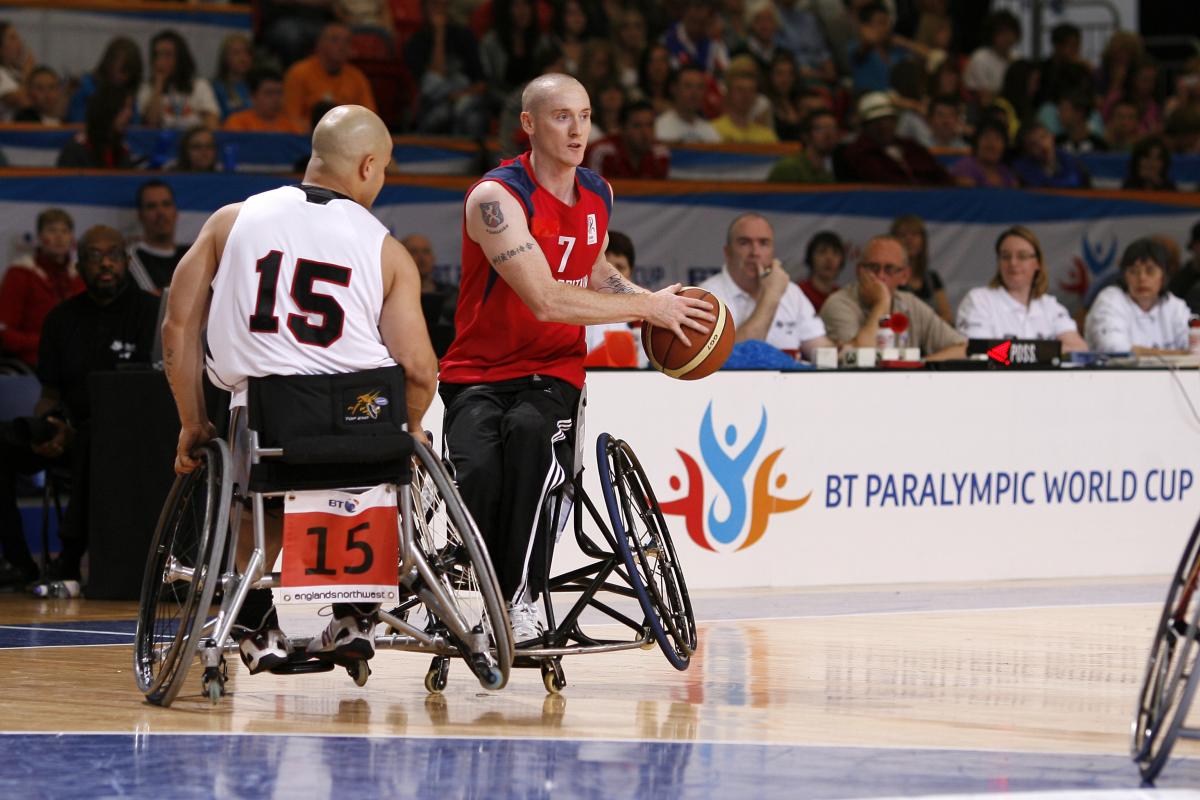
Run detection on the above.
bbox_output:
[522,73,587,115]
[310,104,391,173]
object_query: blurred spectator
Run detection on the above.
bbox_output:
[775,0,837,85]
[664,0,729,76]
[1035,23,1082,109]
[335,0,396,39]
[699,213,833,360]
[402,233,456,357]
[128,181,189,293]
[927,56,963,102]
[550,0,597,75]
[405,0,487,136]
[926,94,967,148]
[0,208,82,367]
[480,0,547,115]
[261,0,336,68]
[1164,106,1200,156]
[992,59,1039,142]
[963,10,1021,104]
[819,234,966,359]
[713,62,777,143]
[1010,120,1090,189]
[1103,57,1162,137]
[284,22,376,132]
[1122,136,1176,191]
[579,38,621,96]
[1105,98,1141,152]
[66,37,142,124]
[714,0,748,54]
[590,82,626,140]
[957,225,1086,351]
[846,2,914,94]
[731,0,781,75]
[764,52,803,141]
[637,43,674,116]
[1164,59,1200,120]
[1086,237,1190,355]
[1056,90,1107,154]
[585,230,648,367]
[496,44,567,158]
[891,214,951,323]
[1167,221,1200,306]
[12,66,64,125]
[891,59,932,146]
[1,225,160,593]
[835,92,951,185]
[223,68,304,133]
[213,33,254,120]
[767,108,838,183]
[56,86,135,168]
[949,118,1017,188]
[796,230,845,313]
[172,126,219,172]
[1096,31,1144,106]
[138,30,220,130]
[655,64,720,143]
[587,99,670,178]
[613,8,647,93]
[0,21,33,121]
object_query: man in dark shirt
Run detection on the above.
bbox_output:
[0,225,159,592]
[586,101,671,180]
[404,0,487,136]
[835,92,951,185]
[128,180,190,294]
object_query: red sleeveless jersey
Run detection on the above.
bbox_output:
[440,152,612,389]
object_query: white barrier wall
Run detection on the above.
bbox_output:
[446,369,1200,591]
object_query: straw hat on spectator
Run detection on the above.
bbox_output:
[857,91,897,123]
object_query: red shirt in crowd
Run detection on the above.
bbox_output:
[797,278,834,313]
[0,250,85,366]
[586,134,671,180]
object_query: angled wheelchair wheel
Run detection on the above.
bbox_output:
[408,439,513,690]
[598,433,697,670]
[1132,516,1200,782]
[134,439,231,707]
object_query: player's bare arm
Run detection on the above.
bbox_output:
[162,202,241,474]
[466,181,714,342]
[590,235,645,295]
[379,235,438,445]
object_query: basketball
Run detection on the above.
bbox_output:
[641,287,735,380]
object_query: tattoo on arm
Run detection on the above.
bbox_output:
[488,240,537,267]
[479,201,508,233]
[600,273,639,294]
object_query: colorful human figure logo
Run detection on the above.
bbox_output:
[660,402,810,551]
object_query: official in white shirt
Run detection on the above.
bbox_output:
[957,225,1087,351]
[699,212,833,360]
[1086,237,1190,354]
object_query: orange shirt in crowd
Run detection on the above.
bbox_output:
[223,109,305,134]
[283,56,377,130]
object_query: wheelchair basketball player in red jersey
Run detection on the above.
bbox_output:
[438,73,716,643]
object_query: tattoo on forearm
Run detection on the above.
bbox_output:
[480,201,507,233]
[600,273,639,294]
[489,240,536,267]
[163,346,175,372]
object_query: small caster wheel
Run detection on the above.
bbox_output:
[202,671,225,705]
[425,656,449,694]
[348,659,371,687]
[540,660,565,694]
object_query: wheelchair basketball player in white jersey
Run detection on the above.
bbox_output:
[159,105,438,676]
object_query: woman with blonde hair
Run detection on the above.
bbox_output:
[890,214,952,323]
[957,225,1087,351]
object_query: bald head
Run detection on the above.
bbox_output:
[522,73,587,115]
[311,105,391,172]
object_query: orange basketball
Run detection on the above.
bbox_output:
[641,287,735,380]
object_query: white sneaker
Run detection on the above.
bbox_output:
[307,613,376,661]
[236,627,290,675]
[508,601,544,644]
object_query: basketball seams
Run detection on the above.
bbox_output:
[664,292,726,379]
[642,288,732,380]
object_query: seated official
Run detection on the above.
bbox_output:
[585,231,649,367]
[1086,237,1190,355]
[820,235,966,360]
[957,225,1087,352]
[700,213,833,361]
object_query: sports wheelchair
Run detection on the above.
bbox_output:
[421,388,698,695]
[1132,515,1200,781]
[134,367,514,706]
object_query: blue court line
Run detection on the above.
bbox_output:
[0,733,1198,800]
[0,619,136,649]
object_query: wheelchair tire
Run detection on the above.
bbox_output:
[410,439,514,689]
[598,433,697,671]
[1132,515,1200,781]
[134,439,232,707]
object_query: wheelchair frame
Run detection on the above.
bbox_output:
[1132,514,1200,781]
[134,411,514,707]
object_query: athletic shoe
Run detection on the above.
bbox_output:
[508,601,544,644]
[30,579,81,598]
[235,627,290,675]
[307,611,376,661]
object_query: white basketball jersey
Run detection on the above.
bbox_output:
[206,185,395,404]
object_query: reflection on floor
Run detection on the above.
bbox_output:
[1,578,1199,799]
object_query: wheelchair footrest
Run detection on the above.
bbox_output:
[269,655,337,675]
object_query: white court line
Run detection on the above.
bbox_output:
[0,625,134,636]
[693,600,1162,626]
[0,642,131,650]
